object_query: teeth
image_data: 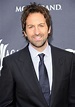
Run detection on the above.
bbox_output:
[36,36,41,39]
[35,36,41,40]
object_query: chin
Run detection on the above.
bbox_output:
[32,42,47,48]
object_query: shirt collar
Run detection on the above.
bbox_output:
[28,43,51,59]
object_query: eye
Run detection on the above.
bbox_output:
[28,25,34,29]
[39,24,44,27]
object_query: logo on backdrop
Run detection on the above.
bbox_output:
[0,39,18,71]
[65,49,75,54]
[15,4,62,12]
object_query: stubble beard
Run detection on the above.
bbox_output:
[31,40,47,48]
[26,34,48,49]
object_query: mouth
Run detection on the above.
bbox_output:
[33,36,42,41]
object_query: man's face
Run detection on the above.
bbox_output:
[24,12,51,51]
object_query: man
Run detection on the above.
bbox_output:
[0,2,75,107]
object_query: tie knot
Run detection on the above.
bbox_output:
[38,53,45,61]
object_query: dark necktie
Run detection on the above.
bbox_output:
[38,53,50,105]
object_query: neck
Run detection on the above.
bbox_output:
[31,41,48,52]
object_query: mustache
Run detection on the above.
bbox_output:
[33,34,43,37]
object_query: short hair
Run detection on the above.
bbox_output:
[21,2,52,34]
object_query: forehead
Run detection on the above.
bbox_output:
[26,12,46,24]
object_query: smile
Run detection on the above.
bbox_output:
[34,36,42,41]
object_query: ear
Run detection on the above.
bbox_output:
[48,26,51,34]
[23,31,27,37]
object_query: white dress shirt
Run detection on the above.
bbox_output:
[28,43,53,93]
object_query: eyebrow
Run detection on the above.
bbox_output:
[27,23,45,26]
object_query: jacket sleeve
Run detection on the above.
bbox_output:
[0,58,15,107]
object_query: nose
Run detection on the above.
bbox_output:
[34,26,40,35]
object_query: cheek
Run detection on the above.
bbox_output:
[26,29,34,35]
[26,32,33,39]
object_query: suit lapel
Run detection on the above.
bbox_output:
[50,45,65,107]
[17,45,49,107]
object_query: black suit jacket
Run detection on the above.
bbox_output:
[0,44,75,107]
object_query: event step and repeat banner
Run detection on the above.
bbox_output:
[0,0,75,70]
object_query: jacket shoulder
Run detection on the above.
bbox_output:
[51,45,74,54]
[3,46,28,62]
[51,45,75,60]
